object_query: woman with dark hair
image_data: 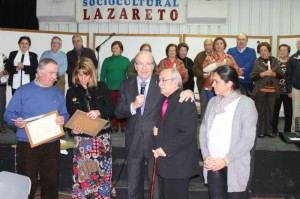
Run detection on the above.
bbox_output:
[202,37,244,100]
[100,41,130,132]
[250,42,284,138]
[67,57,114,198]
[5,36,38,94]
[272,44,292,133]
[155,43,189,83]
[200,65,257,199]
[177,42,195,91]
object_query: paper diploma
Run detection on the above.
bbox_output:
[25,110,65,148]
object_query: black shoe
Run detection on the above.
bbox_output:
[258,134,264,138]
[112,127,119,133]
[267,133,276,138]
[121,127,126,132]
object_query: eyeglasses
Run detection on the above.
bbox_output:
[157,78,174,84]
[237,38,247,41]
[136,62,153,67]
[51,42,61,45]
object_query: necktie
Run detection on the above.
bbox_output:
[160,98,168,121]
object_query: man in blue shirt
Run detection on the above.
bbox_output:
[40,36,68,94]
[5,58,69,199]
[227,33,256,96]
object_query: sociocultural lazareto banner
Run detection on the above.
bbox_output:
[76,0,187,23]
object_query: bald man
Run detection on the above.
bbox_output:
[227,33,256,96]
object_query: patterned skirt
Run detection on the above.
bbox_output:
[72,133,112,199]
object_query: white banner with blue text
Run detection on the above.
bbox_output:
[76,0,187,23]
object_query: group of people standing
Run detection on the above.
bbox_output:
[0,32,300,199]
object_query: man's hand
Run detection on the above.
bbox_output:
[152,147,166,158]
[153,126,158,136]
[14,118,26,128]
[288,93,292,98]
[132,95,145,109]
[179,89,194,103]
[55,116,64,126]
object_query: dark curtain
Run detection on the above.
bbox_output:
[0,0,38,30]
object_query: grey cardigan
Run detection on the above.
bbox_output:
[199,95,258,192]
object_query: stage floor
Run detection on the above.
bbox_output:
[1,118,299,152]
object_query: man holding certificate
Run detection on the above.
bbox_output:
[4,58,69,199]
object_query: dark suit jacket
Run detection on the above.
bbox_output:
[5,51,38,86]
[66,47,98,87]
[115,75,162,157]
[156,89,200,179]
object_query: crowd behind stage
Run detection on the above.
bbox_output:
[0,33,300,199]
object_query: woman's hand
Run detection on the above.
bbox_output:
[72,125,83,135]
[87,110,101,120]
[204,156,227,171]
[18,62,24,70]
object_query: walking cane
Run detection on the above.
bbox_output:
[150,157,158,199]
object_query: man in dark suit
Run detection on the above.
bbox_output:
[153,68,200,199]
[115,51,193,199]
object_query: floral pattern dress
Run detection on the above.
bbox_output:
[66,82,114,199]
[72,134,112,199]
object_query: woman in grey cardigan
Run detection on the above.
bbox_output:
[200,66,258,199]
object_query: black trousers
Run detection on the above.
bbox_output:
[207,168,250,199]
[272,94,293,132]
[254,92,277,135]
[161,177,189,199]
[127,156,160,199]
[17,140,60,199]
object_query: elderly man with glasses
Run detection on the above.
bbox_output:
[115,51,194,199]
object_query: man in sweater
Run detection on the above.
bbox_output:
[4,58,69,199]
[40,36,68,94]
[192,38,213,119]
[227,33,256,96]
[67,34,98,87]
[286,37,300,132]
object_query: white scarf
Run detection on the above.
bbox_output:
[12,50,31,89]
[0,53,8,84]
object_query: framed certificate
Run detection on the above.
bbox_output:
[25,110,65,148]
[64,110,109,137]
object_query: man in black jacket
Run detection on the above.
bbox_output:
[153,68,200,199]
[286,38,300,132]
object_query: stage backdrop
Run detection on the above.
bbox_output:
[0,28,89,105]
[277,35,300,57]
